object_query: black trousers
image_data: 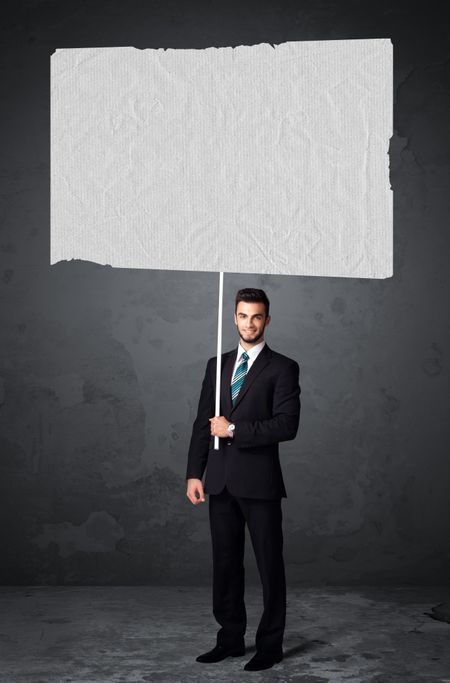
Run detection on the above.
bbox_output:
[208,485,286,655]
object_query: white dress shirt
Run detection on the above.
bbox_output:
[231,339,266,380]
[228,340,266,438]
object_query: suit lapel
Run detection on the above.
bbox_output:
[221,349,236,417]
[220,342,272,416]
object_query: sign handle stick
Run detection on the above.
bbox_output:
[214,271,224,450]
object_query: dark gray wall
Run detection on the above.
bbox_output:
[1,1,449,585]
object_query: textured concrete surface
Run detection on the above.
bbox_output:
[1,586,450,682]
[1,1,449,586]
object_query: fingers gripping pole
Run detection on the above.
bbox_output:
[214,272,223,450]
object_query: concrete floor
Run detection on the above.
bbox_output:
[0,586,449,682]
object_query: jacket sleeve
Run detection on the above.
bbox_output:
[232,360,301,449]
[185,358,214,480]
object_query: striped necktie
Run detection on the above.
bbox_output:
[231,351,249,407]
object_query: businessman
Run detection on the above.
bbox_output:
[186,288,301,672]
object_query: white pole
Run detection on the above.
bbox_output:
[214,271,224,450]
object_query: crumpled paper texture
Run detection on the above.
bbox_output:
[51,39,392,278]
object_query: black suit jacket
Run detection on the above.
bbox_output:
[186,342,301,499]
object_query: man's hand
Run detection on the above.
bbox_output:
[186,478,205,505]
[209,416,232,438]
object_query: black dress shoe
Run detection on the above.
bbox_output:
[243,651,283,671]
[196,643,246,663]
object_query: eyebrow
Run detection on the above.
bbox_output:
[237,313,263,317]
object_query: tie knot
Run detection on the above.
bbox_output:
[242,351,249,362]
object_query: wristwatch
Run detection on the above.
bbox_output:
[227,423,235,437]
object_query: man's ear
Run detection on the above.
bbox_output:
[265,315,271,326]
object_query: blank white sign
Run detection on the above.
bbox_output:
[51,39,393,278]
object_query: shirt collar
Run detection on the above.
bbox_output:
[237,339,266,361]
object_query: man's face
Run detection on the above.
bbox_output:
[234,301,271,345]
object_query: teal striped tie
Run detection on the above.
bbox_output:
[231,351,249,407]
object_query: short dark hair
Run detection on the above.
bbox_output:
[235,288,270,317]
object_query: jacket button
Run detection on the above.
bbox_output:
[227,441,231,445]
